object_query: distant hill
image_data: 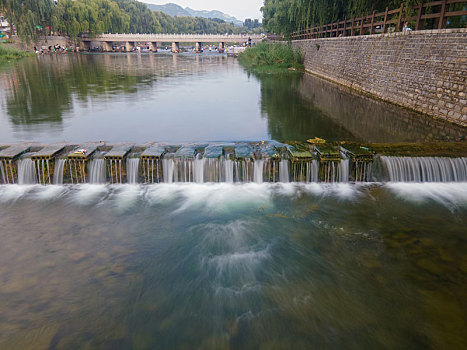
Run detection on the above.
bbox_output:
[145,2,244,26]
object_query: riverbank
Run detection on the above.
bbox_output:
[0,44,34,62]
[238,42,304,73]
[291,29,467,127]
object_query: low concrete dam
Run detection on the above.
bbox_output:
[1,141,466,185]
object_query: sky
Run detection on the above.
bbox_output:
[144,0,264,21]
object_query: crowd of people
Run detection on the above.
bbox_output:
[33,43,78,54]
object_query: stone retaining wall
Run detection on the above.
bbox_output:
[292,29,467,127]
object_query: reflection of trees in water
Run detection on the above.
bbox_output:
[259,72,466,143]
[296,74,466,143]
[258,73,355,141]
[2,54,227,127]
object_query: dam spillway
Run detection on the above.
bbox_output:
[0,141,466,185]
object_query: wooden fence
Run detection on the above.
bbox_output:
[270,0,467,40]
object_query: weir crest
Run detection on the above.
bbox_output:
[0,141,466,185]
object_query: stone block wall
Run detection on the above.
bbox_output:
[292,29,467,127]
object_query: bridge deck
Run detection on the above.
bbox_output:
[81,33,265,43]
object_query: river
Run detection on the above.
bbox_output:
[0,53,466,349]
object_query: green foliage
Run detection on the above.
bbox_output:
[0,0,262,43]
[238,42,304,73]
[114,0,161,33]
[262,0,421,34]
[53,0,130,39]
[0,44,34,61]
[152,11,262,34]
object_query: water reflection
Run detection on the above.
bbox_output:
[0,53,464,143]
[258,73,356,141]
[259,72,466,142]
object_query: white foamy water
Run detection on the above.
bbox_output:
[386,182,467,209]
[71,184,108,205]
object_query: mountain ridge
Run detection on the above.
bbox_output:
[144,2,244,26]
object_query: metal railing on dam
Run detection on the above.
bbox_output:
[0,141,466,185]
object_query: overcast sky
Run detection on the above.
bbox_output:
[145,0,264,21]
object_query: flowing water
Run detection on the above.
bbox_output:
[88,159,106,184]
[0,183,466,349]
[0,53,466,349]
[53,159,66,185]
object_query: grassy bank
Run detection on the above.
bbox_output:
[0,44,34,62]
[238,42,304,73]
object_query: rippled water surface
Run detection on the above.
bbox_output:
[1,53,467,349]
[0,53,465,143]
[0,183,466,349]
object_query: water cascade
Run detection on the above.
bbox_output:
[253,159,265,183]
[108,159,124,184]
[89,159,106,184]
[224,158,234,183]
[127,158,140,184]
[354,161,373,182]
[193,154,205,183]
[1,142,467,185]
[0,160,6,184]
[234,158,253,182]
[35,159,53,185]
[291,160,319,182]
[53,159,66,184]
[142,158,162,183]
[68,159,87,184]
[279,159,290,183]
[338,154,349,183]
[17,158,37,184]
[162,158,175,183]
[381,156,467,182]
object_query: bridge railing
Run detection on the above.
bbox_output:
[85,33,265,40]
[273,0,467,40]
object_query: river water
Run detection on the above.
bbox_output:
[0,53,465,143]
[0,53,466,349]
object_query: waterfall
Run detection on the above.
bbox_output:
[234,159,251,183]
[310,160,319,182]
[89,159,106,184]
[205,158,224,182]
[355,161,372,182]
[127,158,140,184]
[338,156,349,183]
[291,160,319,182]
[224,159,234,183]
[253,160,264,183]
[172,159,192,182]
[17,158,37,185]
[0,160,6,184]
[107,159,124,184]
[162,158,174,183]
[1,159,16,184]
[321,161,338,182]
[279,160,290,183]
[381,156,467,182]
[193,155,205,183]
[35,159,52,185]
[53,159,66,184]
[143,158,162,183]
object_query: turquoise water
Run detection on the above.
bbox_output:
[0,183,466,349]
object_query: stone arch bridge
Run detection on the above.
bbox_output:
[79,33,265,52]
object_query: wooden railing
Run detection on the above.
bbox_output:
[271,0,467,40]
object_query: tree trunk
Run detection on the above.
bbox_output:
[8,19,12,39]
